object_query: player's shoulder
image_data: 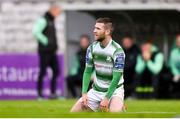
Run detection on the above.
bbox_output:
[111,40,122,49]
[88,41,98,49]
[111,40,124,53]
[92,41,99,46]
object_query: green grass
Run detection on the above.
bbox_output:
[0,99,180,118]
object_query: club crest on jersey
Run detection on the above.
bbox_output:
[106,56,112,62]
[94,55,98,59]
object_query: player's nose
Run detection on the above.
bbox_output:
[93,29,97,34]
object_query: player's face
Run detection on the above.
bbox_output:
[93,23,106,42]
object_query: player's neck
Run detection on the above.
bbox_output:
[100,36,112,48]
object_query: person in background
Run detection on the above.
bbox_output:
[33,5,61,99]
[135,40,164,99]
[122,36,140,99]
[169,34,180,98]
[67,35,90,98]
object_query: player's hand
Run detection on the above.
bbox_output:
[81,93,88,109]
[100,97,109,112]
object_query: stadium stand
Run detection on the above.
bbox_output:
[0,1,65,53]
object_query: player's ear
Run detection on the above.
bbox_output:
[105,29,111,35]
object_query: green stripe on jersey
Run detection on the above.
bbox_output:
[93,53,113,63]
[96,73,112,81]
[93,83,123,92]
[96,71,112,79]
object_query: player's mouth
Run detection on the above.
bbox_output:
[94,34,98,37]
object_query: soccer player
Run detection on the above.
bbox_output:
[71,18,125,112]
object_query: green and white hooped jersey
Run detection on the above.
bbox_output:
[86,40,125,92]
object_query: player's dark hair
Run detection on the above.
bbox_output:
[96,17,114,35]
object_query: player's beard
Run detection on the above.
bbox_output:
[96,35,105,42]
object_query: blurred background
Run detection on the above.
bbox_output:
[0,0,180,100]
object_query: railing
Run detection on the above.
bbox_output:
[0,0,180,4]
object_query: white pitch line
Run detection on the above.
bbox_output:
[124,111,177,114]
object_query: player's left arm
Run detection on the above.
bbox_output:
[81,45,94,109]
[105,48,125,99]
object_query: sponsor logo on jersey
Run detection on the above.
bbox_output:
[95,63,112,69]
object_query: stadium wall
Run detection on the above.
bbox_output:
[0,1,66,99]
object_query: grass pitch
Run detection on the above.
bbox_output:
[0,99,179,118]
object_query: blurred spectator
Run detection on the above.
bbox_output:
[33,5,61,99]
[122,36,140,98]
[169,34,180,98]
[67,35,90,98]
[135,40,164,99]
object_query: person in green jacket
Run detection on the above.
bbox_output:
[169,34,180,98]
[135,41,164,98]
[33,5,61,99]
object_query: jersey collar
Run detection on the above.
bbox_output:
[100,39,112,49]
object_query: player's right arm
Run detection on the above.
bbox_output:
[32,17,48,46]
[81,45,94,108]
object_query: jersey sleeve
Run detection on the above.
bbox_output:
[105,48,125,99]
[85,45,94,67]
[82,44,94,93]
[113,48,125,72]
